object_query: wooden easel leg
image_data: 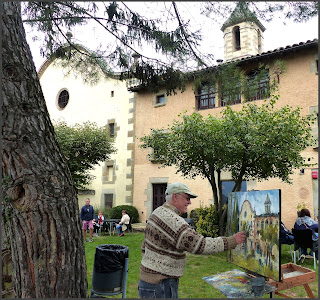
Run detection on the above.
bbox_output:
[269,291,275,298]
[303,284,314,298]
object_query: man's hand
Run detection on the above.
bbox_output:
[233,231,246,245]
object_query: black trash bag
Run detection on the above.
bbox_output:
[94,244,129,273]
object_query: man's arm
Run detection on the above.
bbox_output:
[92,208,96,221]
[175,224,245,255]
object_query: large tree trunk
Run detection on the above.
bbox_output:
[1,2,88,297]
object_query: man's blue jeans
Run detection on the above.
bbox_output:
[138,278,179,298]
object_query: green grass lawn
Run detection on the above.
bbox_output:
[84,232,318,298]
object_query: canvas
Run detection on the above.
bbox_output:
[226,190,281,281]
[202,269,277,298]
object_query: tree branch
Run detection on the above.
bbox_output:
[172,1,208,68]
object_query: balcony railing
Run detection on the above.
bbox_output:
[126,77,142,90]
[246,82,270,102]
[196,92,216,110]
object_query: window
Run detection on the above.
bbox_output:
[246,69,270,101]
[107,166,113,182]
[57,90,69,109]
[221,181,247,204]
[257,29,262,50]
[149,131,167,163]
[156,94,166,104]
[153,93,167,107]
[109,123,115,137]
[233,26,241,50]
[220,84,241,106]
[111,91,114,97]
[104,194,113,208]
[196,84,216,110]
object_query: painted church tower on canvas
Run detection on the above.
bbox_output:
[221,2,266,62]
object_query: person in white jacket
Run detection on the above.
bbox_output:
[116,210,130,236]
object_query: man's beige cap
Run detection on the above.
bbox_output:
[165,182,198,198]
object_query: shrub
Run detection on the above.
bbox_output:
[190,209,198,219]
[180,212,188,218]
[194,204,219,238]
[92,206,112,219]
[110,205,140,223]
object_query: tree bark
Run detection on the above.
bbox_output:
[1,2,88,297]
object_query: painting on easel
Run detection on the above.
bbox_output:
[226,190,281,281]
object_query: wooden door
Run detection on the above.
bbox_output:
[152,183,167,210]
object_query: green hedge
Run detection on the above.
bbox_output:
[110,205,140,223]
[93,206,112,219]
[194,204,219,238]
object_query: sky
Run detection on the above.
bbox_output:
[236,190,281,215]
[23,2,318,71]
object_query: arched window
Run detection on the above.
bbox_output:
[233,26,241,50]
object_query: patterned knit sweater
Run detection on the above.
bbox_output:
[139,202,237,284]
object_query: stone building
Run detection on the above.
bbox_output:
[128,2,318,228]
[38,46,135,210]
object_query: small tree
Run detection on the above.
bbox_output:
[54,120,116,189]
[140,95,316,235]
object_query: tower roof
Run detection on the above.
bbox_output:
[264,193,271,204]
[221,2,266,32]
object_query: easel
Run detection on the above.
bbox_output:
[266,263,316,298]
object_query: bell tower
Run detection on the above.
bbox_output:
[221,2,266,62]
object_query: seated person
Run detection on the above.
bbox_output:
[294,208,318,260]
[280,221,294,244]
[93,211,105,235]
[116,210,130,237]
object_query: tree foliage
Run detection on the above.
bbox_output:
[22,1,318,94]
[202,2,318,23]
[54,120,116,189]
[140,95,316,234]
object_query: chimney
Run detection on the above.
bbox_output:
[66,31,73,41]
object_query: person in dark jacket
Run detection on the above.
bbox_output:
[80,198,96,242]
[280,221,294,244]
[294,208,318,261]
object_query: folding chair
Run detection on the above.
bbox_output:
[97,225,102,237]
[280,237,294,262]
[292,229,317,269]
[126,218,133,233]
